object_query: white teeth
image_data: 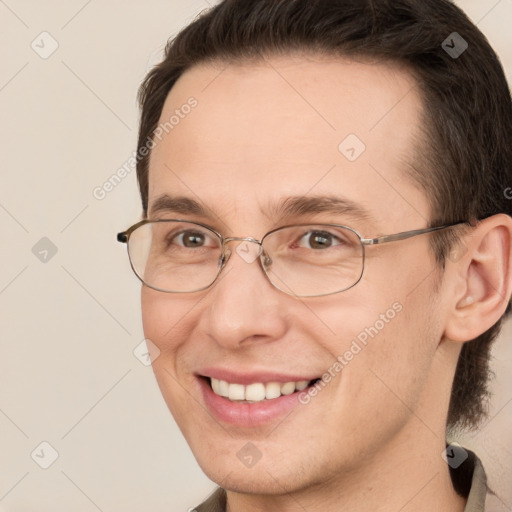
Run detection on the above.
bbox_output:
[295,380,309,391]
[265,382,281,400]
[218,379,229,397]
[245,383,266,401]
[211,378,221,395]
[210,377,312,402]
[228,383,245,401]
[280,382,296,395]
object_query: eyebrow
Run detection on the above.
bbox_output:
[150,195,207,217]
[149,193,373,224]
[268,195,372,223]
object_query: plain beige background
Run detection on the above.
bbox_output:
[0,1,511,510]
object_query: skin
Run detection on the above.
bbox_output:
[140,54,512,511]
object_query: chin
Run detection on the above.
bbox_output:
[195,453,308,495]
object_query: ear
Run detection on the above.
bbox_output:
[444,214,512,343]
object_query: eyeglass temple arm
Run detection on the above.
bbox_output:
[117,220,151,244]
[360,220,473,246]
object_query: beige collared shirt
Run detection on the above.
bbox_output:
[195,451,489,512]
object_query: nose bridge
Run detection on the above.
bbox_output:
[221,235,261,255]
[220,236,264,267]
[205,235,288,349]
[222,235,262,247]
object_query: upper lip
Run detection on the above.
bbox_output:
[198,367,320,385]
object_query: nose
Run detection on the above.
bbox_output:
[219,238,273,273]
[203,239,288,350]
[220,236,264,268]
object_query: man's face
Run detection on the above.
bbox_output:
[142,55,451,493]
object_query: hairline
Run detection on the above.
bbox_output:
[144,51,438,226]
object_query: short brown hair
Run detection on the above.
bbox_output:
[135,0,512,432]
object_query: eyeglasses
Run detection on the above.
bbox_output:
[117,219,470,297]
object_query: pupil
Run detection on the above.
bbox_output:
[184,232,204,247]
[309,232,331,249]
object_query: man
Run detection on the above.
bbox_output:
[117,0,512,510]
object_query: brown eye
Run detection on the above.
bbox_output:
[179,231,206,247]
[299,231,337,249]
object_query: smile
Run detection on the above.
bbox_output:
[197,369,325,426]
[209,377,318,402]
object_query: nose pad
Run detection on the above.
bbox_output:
[261,249,272,268]
[219,248,232,268]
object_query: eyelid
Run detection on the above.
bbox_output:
[153,218,222,234]
[296,228,345,245]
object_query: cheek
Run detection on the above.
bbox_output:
[141,288,199,421]
[141,287,195,350]
[141,287,165,344]
[338,292,440,428]
[317,274,440,424]
[141,287,201,397]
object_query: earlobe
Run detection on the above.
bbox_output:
[444,214,512,343]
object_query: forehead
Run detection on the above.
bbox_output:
[147,54,430,233]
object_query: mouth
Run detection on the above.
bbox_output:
[196,369,325,426]
[206,376,321,403]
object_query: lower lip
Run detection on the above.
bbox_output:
[198,377,308,427]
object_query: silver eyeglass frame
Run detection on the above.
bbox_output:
[117,218,472,297]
